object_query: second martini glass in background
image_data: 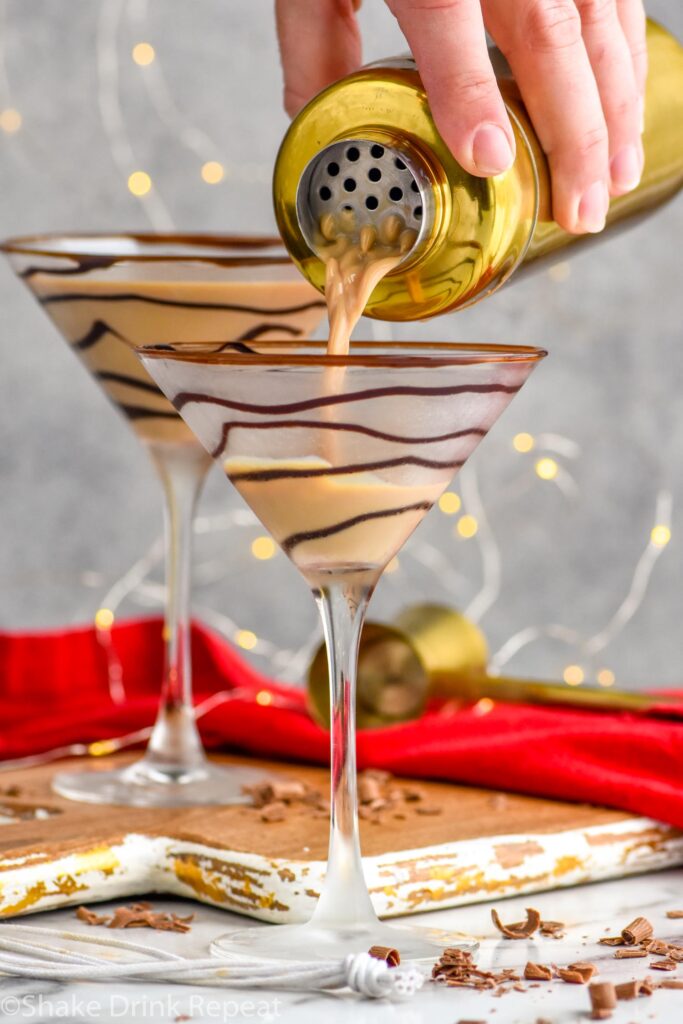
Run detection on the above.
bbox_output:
[140,339,545,960]
[1,234,325,806]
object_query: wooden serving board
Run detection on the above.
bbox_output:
[0,753,681,923]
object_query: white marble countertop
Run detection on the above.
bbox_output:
[2,869,683,1023]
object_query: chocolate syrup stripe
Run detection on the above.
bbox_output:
[120,404,178,422]
[229,456,465,483]
[210,419,487,459]
[39,291,326,316]
[95,370,161,397]
[175,381,521,417]
[20,257,122,279]
[72,320,126,351]
[69,318,305,356]
[279,501,433,554]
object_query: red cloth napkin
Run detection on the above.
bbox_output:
[2,617,683,827]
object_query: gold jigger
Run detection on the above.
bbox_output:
[307,604,681,729]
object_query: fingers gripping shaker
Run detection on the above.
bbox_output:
[273,20,683,320]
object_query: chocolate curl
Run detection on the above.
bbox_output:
[667,910,683,919]
[614,948,647,958]
[368,945,400,967]
[588,981,617,1019]
[491,907,541,939]
[621,916,653,944]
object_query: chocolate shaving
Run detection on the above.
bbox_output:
[614,980,643,1000]
[658,979,683,989]
[243,769,441,824]
[642,938,673,955]
[558,968,586,984]
[524,961,553,981]
[358,777,383,803]
[368,945,400,967]
[667,910,683,919]
[539,919,565,937]
[651,959,678,971]
[76,906,109,926]
[598,936,624,946]
[260,801,287,822]
[621,916,653,944]
[491,906,541,939]
[76,903,193,933]
[566,961,597,982]
[588,981,617,1019]
[614,949,647,959]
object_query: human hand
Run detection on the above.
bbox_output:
[275,0,647,235]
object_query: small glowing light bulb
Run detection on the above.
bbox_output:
[132,42,155,66]
[127,171,152,196]
[438,491,461,515]
[456,515,478,539]
[513,432,535,453]
[535,457,558,481]
[95,608,115,630]
[651,524,671,548]
[201,161,225,184]
[236,629,258,651]
[251,536,276,560]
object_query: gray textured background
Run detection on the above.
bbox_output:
[1,0,681,690]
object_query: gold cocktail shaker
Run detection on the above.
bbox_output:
[273,20,683,319]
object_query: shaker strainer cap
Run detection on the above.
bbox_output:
[295,138,434,261]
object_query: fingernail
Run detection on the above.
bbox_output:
[578,181,609,233]
[472,124,514,175]
[610,145,642,194]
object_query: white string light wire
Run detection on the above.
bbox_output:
[0,925,424,999]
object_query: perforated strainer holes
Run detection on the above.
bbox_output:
[299,138,429,262]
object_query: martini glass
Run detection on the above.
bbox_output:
[1,234,325,806]
[139,338,545,960]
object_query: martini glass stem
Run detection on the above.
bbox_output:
[144,442,211,780]
[311,577,379,929]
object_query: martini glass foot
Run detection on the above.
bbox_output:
[210,919,478,964]
[52,758,271,807]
